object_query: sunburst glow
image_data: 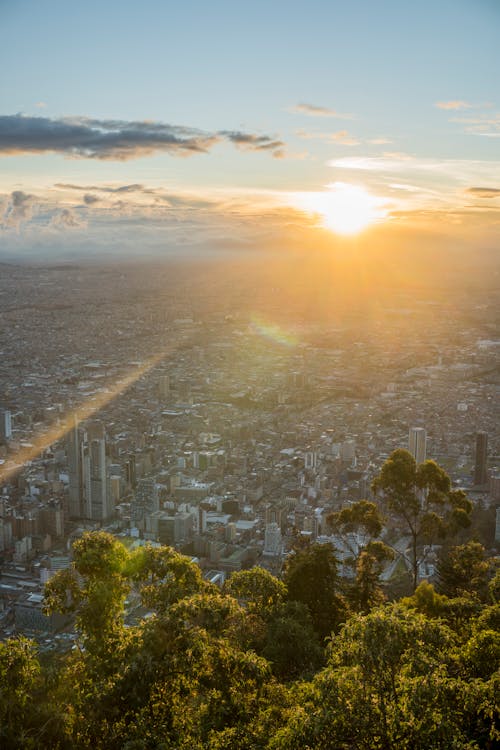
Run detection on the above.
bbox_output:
[297,182,389,235]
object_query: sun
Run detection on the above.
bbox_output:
[296,182,389,235]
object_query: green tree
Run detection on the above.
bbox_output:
[400,580,449,618]
[436,541,492,600]
[270,605,498,750]
[0,637,41,749]
[283,542,348,641]
[44,531,129,656]
[225,569,323,680]
[224,567,286,615]
[128,543,209,612]
[262,601,324,681]
[372,449,472,591]
[94,591,272,750]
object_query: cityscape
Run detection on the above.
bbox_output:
[0,258,498,643]
[1,1,499,747]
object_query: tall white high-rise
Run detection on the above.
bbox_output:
[264,522,282,556]
[409,427,426,464]
[0,409,12,441]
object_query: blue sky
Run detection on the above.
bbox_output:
[1,0,499,257]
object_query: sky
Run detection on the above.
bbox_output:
[0,0,499,260]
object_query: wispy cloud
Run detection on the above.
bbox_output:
[466,187,500,198]
[328,154,500,185]
[328,154,500,210]
[451,111,500,136]
[0,114,285,160]
[435,100,474,110]
[328,154,417,172]
[55,182,219,210]
[296,129,360,145]
[55,182,154,194]
[290,103,352,119]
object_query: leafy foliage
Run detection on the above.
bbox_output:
[283,542,349,640]
[0,529,496,749]
[436,541,492,600]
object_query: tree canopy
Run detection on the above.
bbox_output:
[0,508,496,750]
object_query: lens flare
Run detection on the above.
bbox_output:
[249,315,298,347]
[0,343,181,486]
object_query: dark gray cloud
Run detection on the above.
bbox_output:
[220,131,285,157]
[83,194,100,205]
[56,182,151,193]
[466,186,500,198]
[0,115,284,160]
[57,182,218,209]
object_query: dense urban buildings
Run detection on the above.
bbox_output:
[0,258,498,643]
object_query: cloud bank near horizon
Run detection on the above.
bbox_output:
[1,176,499,262]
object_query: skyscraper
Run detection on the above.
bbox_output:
[158,375,170,399]
[83,422,113,521]
[474,431,488,486]
[0,409,12,441]
[66,417,83,519]
[132,477,159,530]
[409,427,426,464]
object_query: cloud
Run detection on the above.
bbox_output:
[296,129,360,145]
[466,187,500,198]
[451,112,500,136]
[2,190,35,228]
[290,103,352,118]
[50,208,85,228]
[55,182,220,209]
[435,100,474,110]
[327,155,500,213]
[328,154,417,171]
[0,114,285,160]
[56,182,151,194]
[219,131,285,157]
[1,178,499,261]
[83,194,100,205]
[328,130,359,145]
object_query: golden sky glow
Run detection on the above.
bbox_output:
[0,3,498,256]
